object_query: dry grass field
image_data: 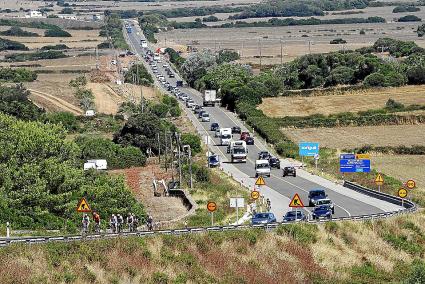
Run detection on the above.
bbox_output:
[0,26,104,49]
[283,124,425,148]
[373,154,425,185]
[260,85,425,117]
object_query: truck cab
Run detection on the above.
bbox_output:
[230,140,247,163]
[255,159,271,177]
[219,128,232,146]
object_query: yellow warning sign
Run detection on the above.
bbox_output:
[375,173,384,186]
[76,197,91,213]
[255,176,266,186]
[356,153,371,160]
[289,193,304,208]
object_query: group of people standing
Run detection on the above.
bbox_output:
[82,212,154,234]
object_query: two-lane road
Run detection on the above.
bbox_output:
[124,20,402,220]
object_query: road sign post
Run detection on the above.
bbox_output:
[375,173,384,192]
[207,201,217,226]
[230,198,244,224]
[289,193,305,220]
[398,188,407,207]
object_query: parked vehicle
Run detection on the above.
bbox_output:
[255,159,271,177]
[176,80,183,87]
[198,110,205,118]
[283,211,307,222]
[229,141,247,163]
[208,154,220,167]
[312,205,332,220]
[84,159,107,170]
[269,156,280,169]
[203,90,217,107]
[232,126,241,134]
[251,212,276,225]
[308,189,327,207]
[283,166,296,177]
[210,122,219,131]
[219,128,232,146]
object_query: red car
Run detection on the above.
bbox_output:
[240,132,250,141]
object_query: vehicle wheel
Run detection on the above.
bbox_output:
[309,201,313,207]
[332,208,335,214]
[283,173,286,177]
[255,174,258,178]
[293,173,296,177]
[277,166,280,169]
[231,158,234,163]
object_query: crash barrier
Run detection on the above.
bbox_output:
[0,202,415,247]
[343,181,416,210]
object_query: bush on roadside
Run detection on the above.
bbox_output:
[0,67,37,82]
[0,37,28,51]
[44,27,72,37]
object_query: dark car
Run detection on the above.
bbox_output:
[198,110,205,118]
[210,122,219,131]
[312,205,332,220]
[308,189,327,207]
[168,73,175,78]
[194,105,202,114]
[283,211,307,222]
[258,151,271,160]
[251,212,276,225]
[269,156,280,169]
[283,166,296,177]
[232,126,241,134]
[240,132,250,141]
[245,137,254,145]
[176,80,183,87]
[208,154,220,167]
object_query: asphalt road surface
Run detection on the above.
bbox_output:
[124,21,402,221]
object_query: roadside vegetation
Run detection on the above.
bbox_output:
[1,212,424,283]
[0,37,28,51]
[99,13,128,50]
[0,26,39,37]
[0,68,37,83]
[3,50,67,62]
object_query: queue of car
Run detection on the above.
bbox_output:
[140,43,336,226]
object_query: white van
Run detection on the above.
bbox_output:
[219,128,232,145]
[85,159,108,170]
[255,159,271,177]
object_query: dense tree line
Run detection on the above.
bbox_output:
[99,13,128,49]
[0,19,59,30]
[0,112,145,230]
[138,14,168,43]
[228,0,370,20]
[146,6,243,18]
[218,16,385,29]
[4,50,67,62]
[44,27,72,37]
[124,64,154,86]
[0,85,43,120]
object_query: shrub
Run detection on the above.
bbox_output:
[181,133,201,155]
[0,26,38,37]
[385,98,404,110]
[44,111,78,131]
[398,15,421,22]
[44,28,72,37]
[124,64,153,86]
[0,85,43,120]
[0,37,28,51]
[4,50,67,62]
[0,67,37,82]
[202,15,219,22]
[41,44,69,50]
[330,38,347,44]
[393,5,420,13]
[363,72,386,87]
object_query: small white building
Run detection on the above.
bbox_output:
[26,10,44,18]
[85,110,95,117]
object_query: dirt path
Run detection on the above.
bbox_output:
[28,89,83,115]
[87,82,124,114]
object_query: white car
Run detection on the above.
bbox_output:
[315,198,335,214]
[201,112,210,122]
[163,64,169,68]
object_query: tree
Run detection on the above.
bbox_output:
[44,28,72,37]
[363,72,386,87]
[417,24,425,37]
[124,64,153,86]
[407,65,425,84]
[181,133,201,155]
[181,50,217,86]
[216,49,240,64]
[325,66,355,86]
[59,7,73,14]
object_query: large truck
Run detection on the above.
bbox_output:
[219,128,232,146]
[230,141,247,163]
[203,90,217,107]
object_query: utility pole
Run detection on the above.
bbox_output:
[259,38,262,69]
[308,41,311,54]
[183,145,193,189]
[157,133,161,163]
[177,133,182,186]
[170,133,174,181]
[280,38,283,65]
[164,130,168,172]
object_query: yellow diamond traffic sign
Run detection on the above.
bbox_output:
[255,176,266,186]
[289,193,304,208]
[375,173,384,186]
